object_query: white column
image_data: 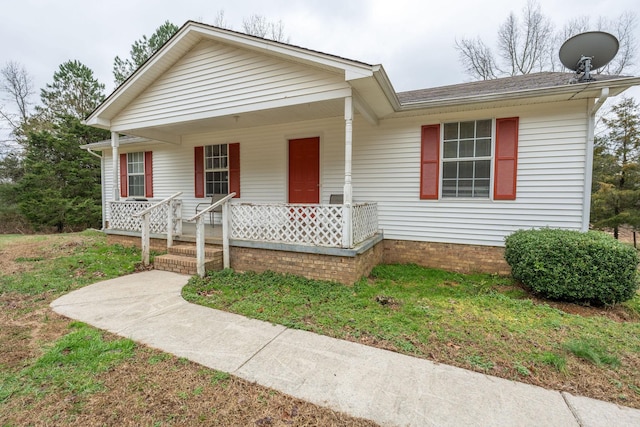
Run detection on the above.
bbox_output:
[111,132,120,201]
[343,95,354,248]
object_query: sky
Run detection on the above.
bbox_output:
[1,0,639,115]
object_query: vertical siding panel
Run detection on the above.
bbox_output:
[144,151,153,198]
[420,124,440,200]
[119,154,128,198]
[194,146,204,198]
[494,117,519,200]
[228,142,240,198]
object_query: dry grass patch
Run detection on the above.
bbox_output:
[0,233,377,426]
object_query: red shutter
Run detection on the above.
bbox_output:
[494,117,519,200]
[119,153,128,198]
[420,124,440,200]
[194,146,205,198]
[144,151,153,198]
[229,142,240,198]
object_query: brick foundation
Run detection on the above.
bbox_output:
[383,239,511,276]
[230,242,383,285]
[106,233,509,280]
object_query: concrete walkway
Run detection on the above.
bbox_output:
[50,270,640,427]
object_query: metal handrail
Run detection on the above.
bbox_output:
[186,192,236,222]
[132,192,183,218]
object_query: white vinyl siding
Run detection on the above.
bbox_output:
[111,40,350,131]
[103,100,589,247]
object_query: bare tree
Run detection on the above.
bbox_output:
[455,37,498,80]
[211,10,230,29]
[559,12,637,75]
[242,14,290,43]
[456,0,637,80]
[496,2,554,75]
[0,61,34,136]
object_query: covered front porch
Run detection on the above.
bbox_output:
[83,22,393,281]
[105,195,381,282]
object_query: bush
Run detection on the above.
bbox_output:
[505,228,639,305]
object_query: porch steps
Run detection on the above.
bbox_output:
[154,244,223,276]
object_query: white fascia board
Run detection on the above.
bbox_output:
[83,116,111,129]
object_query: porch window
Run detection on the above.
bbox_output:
[442,120,492,198]
[204,144,229,196]
[127,152,146,197]
[119,151,153,198]
[420,117,518,200]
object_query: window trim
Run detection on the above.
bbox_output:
[420,117,518,202]
[440,119,494,200]
[127,152,146,198]
[204,143,229,197]
[120,151,152,199]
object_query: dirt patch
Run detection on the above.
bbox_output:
[0,234,88,276]
[0,308,377,426]
[0,235,378,426]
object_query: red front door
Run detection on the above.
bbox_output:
[288,137,319,203]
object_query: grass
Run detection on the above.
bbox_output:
[184,264,640,407]
[0,230,141,296]
[0,322,135,403]
[0,232,375,425]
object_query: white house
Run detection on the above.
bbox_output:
[83,21,640,283]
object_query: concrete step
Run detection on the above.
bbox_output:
[154,245,223,275]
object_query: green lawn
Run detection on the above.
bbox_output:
[184,265,640,407]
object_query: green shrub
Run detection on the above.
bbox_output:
[505,228,639,305]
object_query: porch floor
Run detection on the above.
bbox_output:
[106,221,223,245]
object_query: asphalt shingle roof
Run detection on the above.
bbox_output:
[397,72,628,104]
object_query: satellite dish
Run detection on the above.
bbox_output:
[559,31,619,82]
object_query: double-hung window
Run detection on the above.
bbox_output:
[204,144,229,196]
[420,117,518,201]
[194,143,240,199]
[127,152,145,197]
[119,151,153,199]
[442,120,492,198]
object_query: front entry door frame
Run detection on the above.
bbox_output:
[288,137,320,204]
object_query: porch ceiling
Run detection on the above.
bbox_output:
[125,98,345,142]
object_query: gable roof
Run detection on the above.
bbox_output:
[85,21,640,133]
[85,21,398,129]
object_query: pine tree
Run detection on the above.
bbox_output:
[113,21,179,86]
[591,97,640,239]
[16,61,108,231]
[37,60,105,122]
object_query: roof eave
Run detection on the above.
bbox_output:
[85,21,381,128]
[397,76,640,111]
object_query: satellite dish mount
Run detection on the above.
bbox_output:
[575,56,594,82]
[559,31,619,83]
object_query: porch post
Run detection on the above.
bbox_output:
[111,132,120,201]
[343,95,354,248]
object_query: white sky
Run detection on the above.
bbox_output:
[1,0,639,109]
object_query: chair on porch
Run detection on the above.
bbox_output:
[195,194,226,226]
[329,194,344,204]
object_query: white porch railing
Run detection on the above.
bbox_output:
[109,198,182,235]
[230,202,378,247]
[124,193,183,266]
[186,193,236,277]
[352,203,379,244]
